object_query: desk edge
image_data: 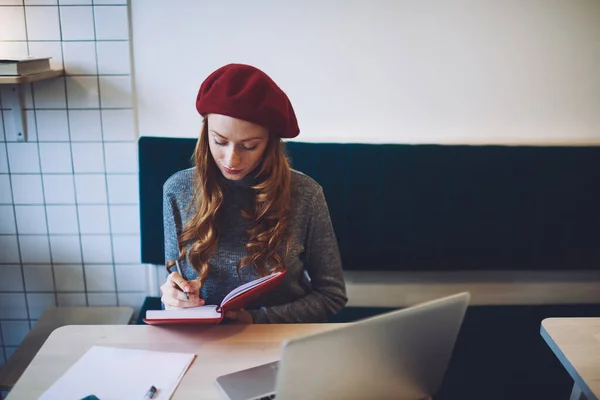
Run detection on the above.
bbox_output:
[540,321,599,400]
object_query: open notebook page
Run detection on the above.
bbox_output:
[38,346,195,400]
[220,271,283,306]
[144,272,284,320]
[146,305,221,320]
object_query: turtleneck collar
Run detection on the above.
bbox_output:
[218,166,260,191]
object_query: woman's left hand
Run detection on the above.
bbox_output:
[225,309,254,324]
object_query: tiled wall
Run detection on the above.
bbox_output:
[0,0,146,368]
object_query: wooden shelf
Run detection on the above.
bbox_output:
[0,69,64,84]
[0,69,64,141]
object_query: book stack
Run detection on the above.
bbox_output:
[0,56,52,76]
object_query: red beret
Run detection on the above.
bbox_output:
[196,64,300,139]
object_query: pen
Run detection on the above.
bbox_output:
[145,385,157,399]
[175,260,189,300]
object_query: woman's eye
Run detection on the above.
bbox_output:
[212,138,256,151]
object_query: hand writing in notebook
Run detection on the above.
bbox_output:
[145,272,286,325]
[160,271,204,309]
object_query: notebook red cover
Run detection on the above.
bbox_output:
[143,270,286,325]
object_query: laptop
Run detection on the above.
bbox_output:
[216,292,470,400]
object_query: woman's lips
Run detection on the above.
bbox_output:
[223,166,242,175]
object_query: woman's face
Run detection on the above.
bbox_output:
[207,113,270,181]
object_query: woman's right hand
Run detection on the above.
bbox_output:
[160,272,205,309]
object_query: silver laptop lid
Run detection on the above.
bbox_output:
[274,292,470,400]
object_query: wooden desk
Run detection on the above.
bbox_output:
[0,307,133,392]
[7,324,340,399]
[541,318,600,400]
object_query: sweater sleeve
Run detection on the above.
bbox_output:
[162,178,187,310]
[248,186,348,323]
[163,182,182,267]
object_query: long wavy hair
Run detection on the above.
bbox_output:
[173,118,291,286]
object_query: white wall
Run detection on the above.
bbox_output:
[132,0,600,145]
[0,0,144,370]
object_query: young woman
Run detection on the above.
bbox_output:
[160,63,347,323]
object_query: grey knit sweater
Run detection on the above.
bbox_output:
[162,167,347,323]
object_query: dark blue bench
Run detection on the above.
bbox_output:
[140,138,600,272]
[138,137,600,400]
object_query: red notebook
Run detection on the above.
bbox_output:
[143,270,286,324]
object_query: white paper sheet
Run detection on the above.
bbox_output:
[38,346,196,400]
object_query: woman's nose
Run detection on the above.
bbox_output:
[225,147,241,167]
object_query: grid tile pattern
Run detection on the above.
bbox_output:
[0,0,143,366]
